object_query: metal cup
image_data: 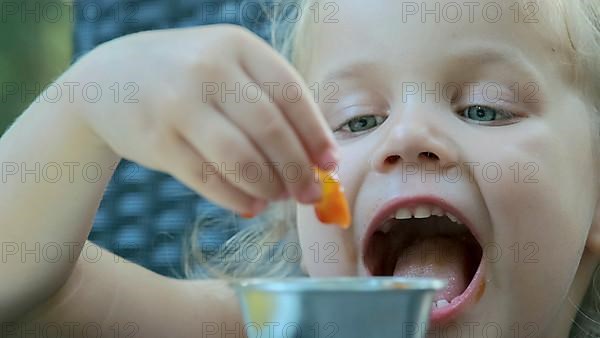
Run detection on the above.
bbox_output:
[231,277,445,338]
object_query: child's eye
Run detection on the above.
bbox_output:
[459,105,519,125]
[337,115,387,133]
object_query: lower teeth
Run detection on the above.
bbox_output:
[433,299,451,309]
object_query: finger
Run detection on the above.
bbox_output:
[163,130,266,215]
[212,70,322,204]
[176,108,286,201]
[239,38,339,170]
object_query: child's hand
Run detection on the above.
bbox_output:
[67,24,338,215]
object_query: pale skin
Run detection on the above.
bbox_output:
[2,1,600,338]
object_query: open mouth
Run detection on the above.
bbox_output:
[363,200,484,320]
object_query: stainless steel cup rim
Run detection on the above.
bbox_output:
[230,276,446,292]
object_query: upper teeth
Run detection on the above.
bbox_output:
[414,206,430,218]
[381,205,462,233]
[395,205,461,223]
[395,208,412,219]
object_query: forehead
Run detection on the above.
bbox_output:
[302,0,569,83]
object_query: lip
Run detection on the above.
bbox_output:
[429,258,486,325]
[361,195,485,324]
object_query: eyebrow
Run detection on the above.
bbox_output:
[447,44,541,79]
[321,45,542,84]
[322,62,382,84]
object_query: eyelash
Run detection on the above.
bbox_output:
[334,104,522,134]
[457,104,522,126]
[334,114,388,134]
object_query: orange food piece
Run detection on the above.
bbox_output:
[313,168,352,229]
[240,212,255,219]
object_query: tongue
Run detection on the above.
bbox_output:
[393,236,469,302]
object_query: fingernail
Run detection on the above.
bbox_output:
[299,182,322,204]
[317,148,339,169]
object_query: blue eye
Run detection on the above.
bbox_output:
[461,105,516,125]
[339,115,387,133]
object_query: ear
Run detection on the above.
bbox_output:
[586,200,600,256]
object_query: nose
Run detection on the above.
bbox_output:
[371,114,459,173]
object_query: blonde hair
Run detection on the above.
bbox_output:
[184,0,600,336]
[183,201,298,278]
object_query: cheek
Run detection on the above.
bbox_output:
[482,123,594,250]
[297,204,358,276]
[469,120,594,322]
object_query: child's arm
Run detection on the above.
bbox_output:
[0,99,120,321]
[1,102,240,333]
[16,241,242,337]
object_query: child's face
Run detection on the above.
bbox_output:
[295,0,600,334]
